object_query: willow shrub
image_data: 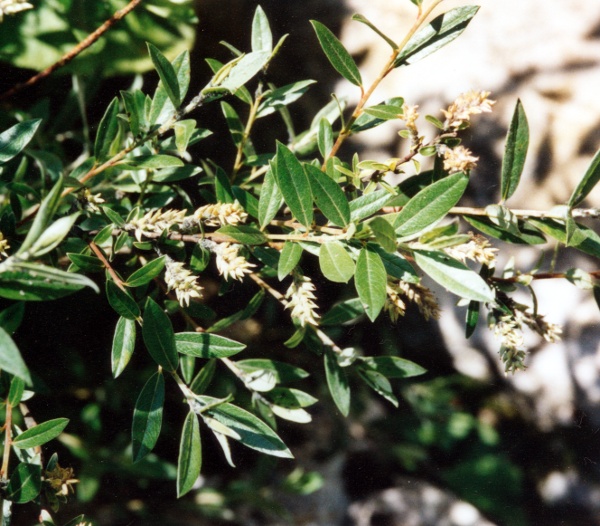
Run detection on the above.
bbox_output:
[0,1,599,524]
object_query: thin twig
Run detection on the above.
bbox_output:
[88,240,127,291]
[0,0,143,102]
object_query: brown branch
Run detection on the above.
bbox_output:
[88,240,127,292]
[0,0,143,102]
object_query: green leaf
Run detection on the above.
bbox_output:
[28,211,80,258]
[213,165,235,204]
[258,167,284,228]
[466,300,480,338]
[94,97,121,162]
[215,225,267,245]
[359,356,426,378]
[414,250,495,302]
[304,163,350,227]
[394,172,468,238]
[257,80,316,118]
[321,297,365,325]
[232,187,259,218]
[363,104,404,120]
[324,347,350,416]
[142,298,179,372]
[175,333,245,358]
[174,119,197,154]
[275,142,314,228]
[394,6,480,67]
[121,89,146,137]
[501,99,529,201]
[569,146,600,207]
[236,359,309,383]
[355,246,387,321]
[0,302,25,334]
[357,368,398,407]
[190,359,216,394]
[102,205,126,227]
[5,462,41,503]
[132,371,165,463]
[148,43,181,107]
[177,411,202,498]
[318,118,334,158]
[251,5,273,53]
[278,241,303,280]
[351,97,404,133]
[112,317,136,378]
[349,189,396,223]
[372,246,419,282]
[119,155,184,170]
[220,51,271,93]
[0,119,42,165]
[266,387,318,409]
[204,400,293,458]
[0,326,32,384]
[207,289,265,333]
[125,256,166,287]
[12,418,69,449]
[528,218,600,258]
[8,376,25,406]
[311,20,362,87]
[319,241,355,283]
[17,175,63,257]
[351,14,398,50]
[368,217,397,252]
[106,280,140,320]
[0,261,99,301]
[464,215,546,245]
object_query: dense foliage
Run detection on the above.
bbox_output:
[0,0,599,524]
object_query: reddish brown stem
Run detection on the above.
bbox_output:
[0,0,143,102]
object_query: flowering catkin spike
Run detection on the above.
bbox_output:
[385,282,407,323]
[126,208,186,241]
[193,200,248,227]
[0,231,9,258]
[285,274,320,327]
[442,145,479,174]
[79,188,105,213]
[215,242,255,281]
[444,232,498,267]
[164,257,203,307]
[442,90,495,130]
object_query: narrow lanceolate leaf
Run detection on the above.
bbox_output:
[106,280,140,320]
[8,376,25,406]
[258,167,283,229]
[358,368,398,407]
[257,80,317,118]
[112,317,136,378]
[215,225,267,245]
[132,371,165,463]
[142,298,179,372]
[568,146,600,207]
[278,242,303,281]
[94,97,120,161]
[349,189,396,223]
[275,142,313,228]
[119,154,184,170]
[394,172,468,238]
[324,347,350,416]
[305,163,350,227]
[0,119,42,165]
[17,175,63,257]
[220,51,271,93]
[147,43,181,107]
[251,5,273,53]
[354,246,387,321]
[359,356,426,378]
[465,300,479,338]
[318,118,334,158]
[319,241,355,283]
[5,463,42,503]
[320,297,365,326]
[351,14,398,50]
[0,326,32,384]
[206,400,293,458]
[0,261,98,301]
[501,99,529,201]
[413,250,495,302]
[368,217,397,253]
[175,332,246,358]
[177,411,202,498]
[311,20,362,87]
[394,6,480,67]
[12,418,69,449]
[125,256,166,287]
